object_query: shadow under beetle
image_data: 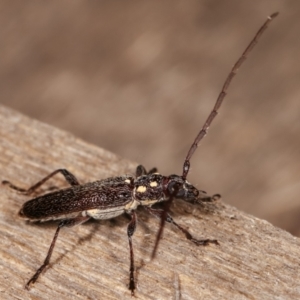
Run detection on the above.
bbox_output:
[2,12,278,296]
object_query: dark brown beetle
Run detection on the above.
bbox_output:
[3,12,278,296]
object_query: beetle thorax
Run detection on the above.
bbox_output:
[134,173,200,206]
[134,173,166,206]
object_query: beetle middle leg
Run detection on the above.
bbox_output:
[26,215,90,289]
[145,207,219,246]
[127,211,137,296]
[2,168,79,195]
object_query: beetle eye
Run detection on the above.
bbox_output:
[168,181,183,197]
[167,182,177,194]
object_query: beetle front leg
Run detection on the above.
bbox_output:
[26,216,90,289]
[127,211,137,296]
[144,207,219,246]
[2,168,80,195]
[197,192,221,203]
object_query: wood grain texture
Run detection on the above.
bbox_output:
[0,105,299,300]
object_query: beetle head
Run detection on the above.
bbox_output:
[165,175,199,202]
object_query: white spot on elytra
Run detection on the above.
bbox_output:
[125,179,131,184]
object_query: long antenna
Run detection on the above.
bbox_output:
[152,12,279,261]
[182,12,279,180]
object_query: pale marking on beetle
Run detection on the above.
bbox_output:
[136,186,147,193]
[124,199,139,211]
[86,208,124,220]
[150,181,158,187]
[141,199,164,206]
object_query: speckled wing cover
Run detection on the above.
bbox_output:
[19,176,134,220]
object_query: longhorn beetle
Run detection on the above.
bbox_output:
[3,13,278,296]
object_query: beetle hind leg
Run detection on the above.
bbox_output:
[2,168,80,195]
[25,216,90,289]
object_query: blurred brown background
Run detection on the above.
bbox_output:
[0,1,299,235]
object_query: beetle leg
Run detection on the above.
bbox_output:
[147,167,158,174]
[135,165,158,177]
[145,207,219,246]
[2,168,79,195]
[25,216,90,289]
[135,165,147,176]
[127,211,137,296]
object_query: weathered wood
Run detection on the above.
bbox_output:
[0,105,299,300]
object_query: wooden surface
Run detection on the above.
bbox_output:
[0,105,300,300]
